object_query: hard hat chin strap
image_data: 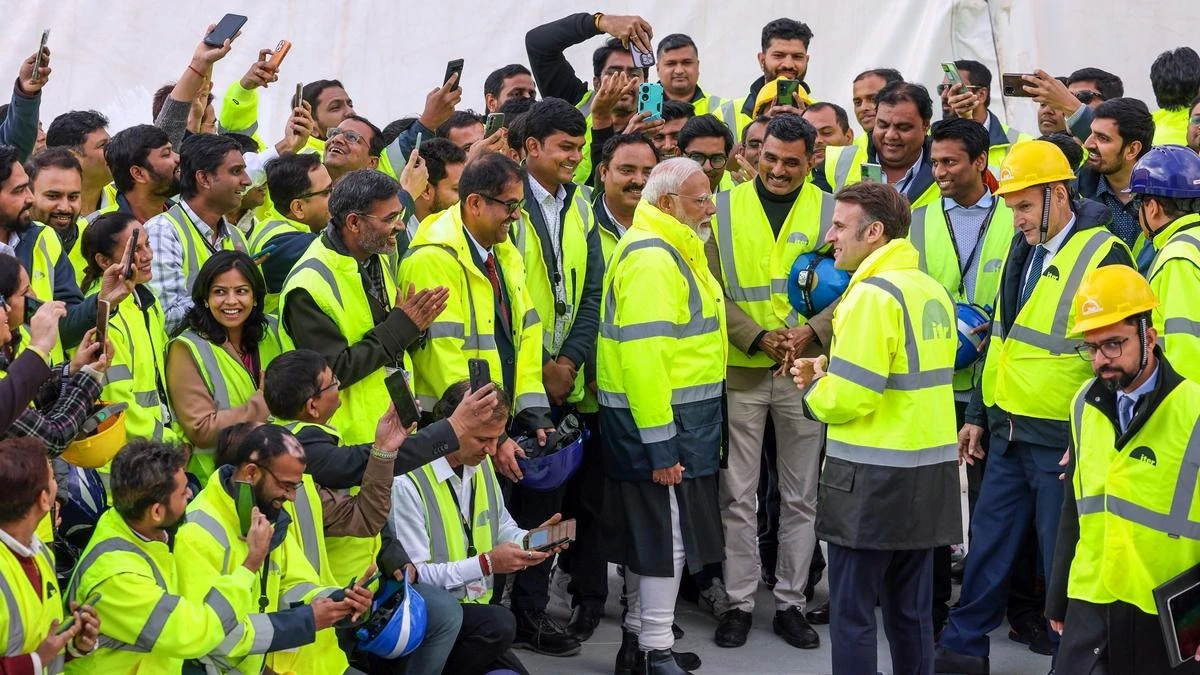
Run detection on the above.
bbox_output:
[1038,185,1052,245]
[1135,315,1150,377]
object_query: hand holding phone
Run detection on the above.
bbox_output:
[524,517,577,551]
[1002,73,1039,98]
[384,370,422,428]
[630,41,655,68]
[484,113,505,138]
[266,40,292,71]
[776,79,799,108]
[638,82,664,121]
[292,83,304,110]
[252,243,278,264]
[57,592,102,635]
[444,59,464,91]
[941,62,964,88]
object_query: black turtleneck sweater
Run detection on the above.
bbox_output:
[756,178,804,237]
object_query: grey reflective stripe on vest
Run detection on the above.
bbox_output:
[35,231,52,282]
[714,192,769,301]
[515,391,551,414]
[249,219,292,252]
[68,538,167,602]
[291,483,323,575]
[104,364,133,383]
[0,570,24,655]
[180,332,233,410]
[1006,230,1112,355]
[574,192,592,233]
[825,438,958,467]
[164,205,204,291]
[218,120,259,138]
[577,92,594,117]
[1165,317,1200,337]
[409,469,451,564]
[187,510,234,572]
[248,613,275,654]
[281,582,320,606]
[861,278,922,371]
[285,257,344,307]
[601,239,716,340]
[47,653,65,674]
[911,206,931,272]
[479,460,502,543]
[1006,126,1021,145]
[717,99,739,139]
[423,244,495,351]
[598,382,723,408]
[834,146,858,188]
[134,594,180,651]
[1105,415,1200,539]
[204,586,241,634]
[827,359,887,394]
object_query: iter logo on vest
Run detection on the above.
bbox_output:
[922,300,953,341]
[1128,446,1158,466]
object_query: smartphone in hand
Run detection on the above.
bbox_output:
[31,29,49,84]
[123,228,139,280]
[204,14,247,48]
[266,40,292,70]
[385,370,421,428]
[444,59,464,90]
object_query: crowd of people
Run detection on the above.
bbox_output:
[1,8,1200,675]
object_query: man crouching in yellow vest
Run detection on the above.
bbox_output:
[1048,266,1200,675]
[791,182,961,675]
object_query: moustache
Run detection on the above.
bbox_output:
[622,184,645,193]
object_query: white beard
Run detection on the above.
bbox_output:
[697,224,712,243]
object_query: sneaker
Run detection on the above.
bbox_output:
[698,578,732,618]
[773,607,820,649]
[512,609,581,657]
[714,608,752,648]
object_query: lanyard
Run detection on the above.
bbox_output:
[445,474,479,557]
[941,201,998,300]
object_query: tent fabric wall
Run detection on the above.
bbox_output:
[0,1,1187,148]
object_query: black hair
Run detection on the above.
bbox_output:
[1068,67,1124,100]
[1039,132,1086,171]
[677,114,735,155]
[215,422,261,470]
[381,117,417,147]
[263,349,328,420]
[593,37,647,80]
[1093,98,1155,160]
[104,125,171,193]
[875,81,934,122]
[524,98,588,144]
[152,84,173,122]
[25,146,82,182]
[178,133,241,200]
[0,145,20,186]
[835,181,912,239]
[506,112,530,153]
[110,440,188,522]
[436,110,483,138]
[498,97,536,119]
[459,153,523,202]
[742,115,770,140]
[600,133,661,166]
[46,110,108,149]
[484,64,533,99]
[432,380,511,424]
[0,438,49,524]
[0,253,22,301]
[853,68,904,85]
[930,117,990,164]
[265,152,323,218]
[81,211,138,293]
[954,59,993,106]
[328,169,401,228]
[657,34,698,57]
[230,424,305,468]
[302,80,347,113]
[1150,47,1200,110]
[661,100,696,123]
[804,102,851,133]
[182,250,269,349]
[342,115,385,157]
[761,18,813,51]
[762,113,818,156]
[223,132,258,155]
[417,138,468,188]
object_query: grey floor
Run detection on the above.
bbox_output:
[517,563,1051,675]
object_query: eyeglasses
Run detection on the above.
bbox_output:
[353,211,404,226]
[297,186,332,200]
[478,193,525,216]
[1074,90,1106,105]
[1075,336,1129,361]
[686,152,728,170]
[327,127,366,145]
[936,84,982,95]
[317,375,340,396]
[1190,114,1200,126]
[667,192,714,206]
[0,294,7,310]
[257,463,302,495]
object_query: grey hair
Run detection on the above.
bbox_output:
[641,157,705,205]
[328,169,401,229]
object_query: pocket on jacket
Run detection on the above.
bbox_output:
[820,457,856,493]
[675,399,723,476]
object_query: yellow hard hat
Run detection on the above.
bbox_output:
[1070,266,1160,335]
[993,140,1076,196]
[62,403,127,469]
[753,78,815,117]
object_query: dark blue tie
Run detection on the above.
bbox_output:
[1018,245,1046,312]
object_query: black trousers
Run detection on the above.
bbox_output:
[560,413,609,610]
[443,604,528,675]
[828,543,935,675]
[1057,598,1200,675]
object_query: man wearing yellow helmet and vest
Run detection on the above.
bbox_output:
[791,180,960,675]
[1046,266,1200,674]
[1126,144,1200,382]
[936,140,1134,674]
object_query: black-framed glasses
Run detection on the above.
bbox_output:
[478,193,525,216]
[1074,90,1105,105]
[936,84,982,95]
[1075,336,1129,361]
[686,152,728,169]
[297,186,332,200]
[327,127,366,145]
[316,375,340,396]
[353,211,404,226]
[667,192,714,206]
[257,463,302,495]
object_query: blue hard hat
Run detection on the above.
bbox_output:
[1127,145,1200,199]
[955,303,991,370]
[787,252,851,318]
[356,579,427,659]
[516,433,586,491]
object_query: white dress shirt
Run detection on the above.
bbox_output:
[1021,214,1076,296]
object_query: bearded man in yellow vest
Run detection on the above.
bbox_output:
[936,140,1134,674]
[1045,266,1200,674]
[705,114,831,650]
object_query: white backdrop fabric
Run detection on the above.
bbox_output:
[1,0,1191,143]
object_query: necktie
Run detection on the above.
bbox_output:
[1118,395,1137,433]
[484,253,511,332]
[1018,245,1046,312]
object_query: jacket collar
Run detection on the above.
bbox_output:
[1082,346,1185,448]
[846,238,920,292]
[986,111,1010,147]
[630,201,705,262]
[1150,212,1200,248]
[866,137,936,203]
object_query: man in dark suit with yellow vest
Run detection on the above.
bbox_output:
[936,140,1134,674]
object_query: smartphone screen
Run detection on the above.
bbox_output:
[204,13,247,47]
[444,59,464,90]
[526,528,550,550]
[385,370,421,428]
[1170,584,1200,663]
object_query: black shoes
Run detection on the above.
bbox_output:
[642,648,689,675]
[614,629,701,674]
[672,623,684,640]
[805,600,830,625]
[566,603,603,642]
[1009,619,1054,656]
[774,607,820,649]
[933,646,990,674]
[714,608,752,647]
[513,609,581,657]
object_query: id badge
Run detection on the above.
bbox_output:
[465,578,488,601]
